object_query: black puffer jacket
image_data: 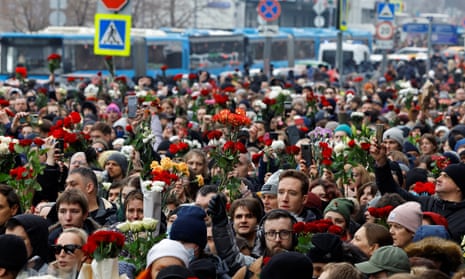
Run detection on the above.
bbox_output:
[375,160,465,243]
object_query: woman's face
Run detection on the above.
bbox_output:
[350,226,373,256]
[420,138,435,155]
[359,187,374,206]
[311,185,327,201]
[186,154,205,176]
[389,222,414,248]
[54,232,85,273]
[324,211,347,230]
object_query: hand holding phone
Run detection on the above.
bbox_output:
[375,124,384,145]
[127,95,138,118]
[301,143,312,167]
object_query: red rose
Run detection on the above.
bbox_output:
[251,152,263,164]
[328,225,344,235]
[293,222,305,234]
[15,66,27,78]
[367,207,379,218]
[47,53,61,61]
[160,64,168,71]
[33,138,45,147]
[348,139,356,148]
[223,141,235,152]
[125,125,133,133]
[286,145,300,155]
[169,144,179,154]
[235,141,247,153]
[360,142,370,151]
[69,112,81,124]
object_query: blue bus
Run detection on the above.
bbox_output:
[0,26,374,81]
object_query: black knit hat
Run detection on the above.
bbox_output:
[444,163,465,193]
[261,251,313,279]
[170,206,207,249]
[405,168,428,188]
[0,234,28,271]
[307,233,344,263]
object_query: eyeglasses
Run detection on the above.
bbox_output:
[52,244,82,255]
[264,230,293,240]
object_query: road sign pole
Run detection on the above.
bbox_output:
[264,35,272,78]
[426,16,433,78]
[337,31,343,85]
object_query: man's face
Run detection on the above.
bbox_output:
[0,194,17,227]
[232,207,258,237]
[263,217,294,256]
[233,153,250,178]
[90,130,110,144]
[105,160,124,180]
[14,97,27,112]
[278,177,307,215]
[107,188,120,203]
[65,173,90,196]
[58,203,87,229]
[261,194,278,213]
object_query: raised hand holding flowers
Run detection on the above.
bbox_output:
[47,53,61,74]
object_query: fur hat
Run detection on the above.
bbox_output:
[404,237,463,275]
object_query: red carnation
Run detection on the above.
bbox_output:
[293,222,305,234]
[69,112,81,124]
[348,139,356,148]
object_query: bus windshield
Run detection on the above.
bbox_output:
[0,36,62,77]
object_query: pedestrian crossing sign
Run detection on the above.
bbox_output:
[94,13,131,56]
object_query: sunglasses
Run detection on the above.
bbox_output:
[52,244,82,255]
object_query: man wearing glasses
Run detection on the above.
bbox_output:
[208,193,300,277]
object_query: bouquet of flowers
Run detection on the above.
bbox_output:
[430,155,450,178]
[209,108,251,201]
[47,53,61,74]
[0,136,47,212]
[293,219,344,254]
[367,205,394,229]
[82,230,125,261]
[49,111,89,155]
[412,181,435,196]
[80,230,126,279]
[117,218,164,274]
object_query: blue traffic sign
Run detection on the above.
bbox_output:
[402,23,457,34]
[94,13,131,56]
[377,2,395,21]
[257,0,281,22]
[402,23,458,45]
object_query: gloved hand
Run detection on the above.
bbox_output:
[207,193,228,226]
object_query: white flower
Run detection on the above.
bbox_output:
[0,136,12,144]
[102,182,112,191]
[136,90,147,98]
[0,143,8,155]
[184,139,201,149]
[120,145,134,158]
[130,220,144,233]
[334,143,346,154]
[116,221,131,233]
[142,218,159,231]
[142,133,156,144]
[252,100,267,110]
[271,140,285,151]
[151,181,165,192]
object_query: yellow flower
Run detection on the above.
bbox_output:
[176,162,189,177]
[196,175,204,187]
[160,157,173,170]
[150,161,160,170]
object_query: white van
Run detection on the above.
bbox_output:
[318,42,371,72]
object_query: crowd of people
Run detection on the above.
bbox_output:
[0,54,464,279]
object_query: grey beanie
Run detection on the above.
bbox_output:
[383,127,404,146]
[106,152,128,176]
